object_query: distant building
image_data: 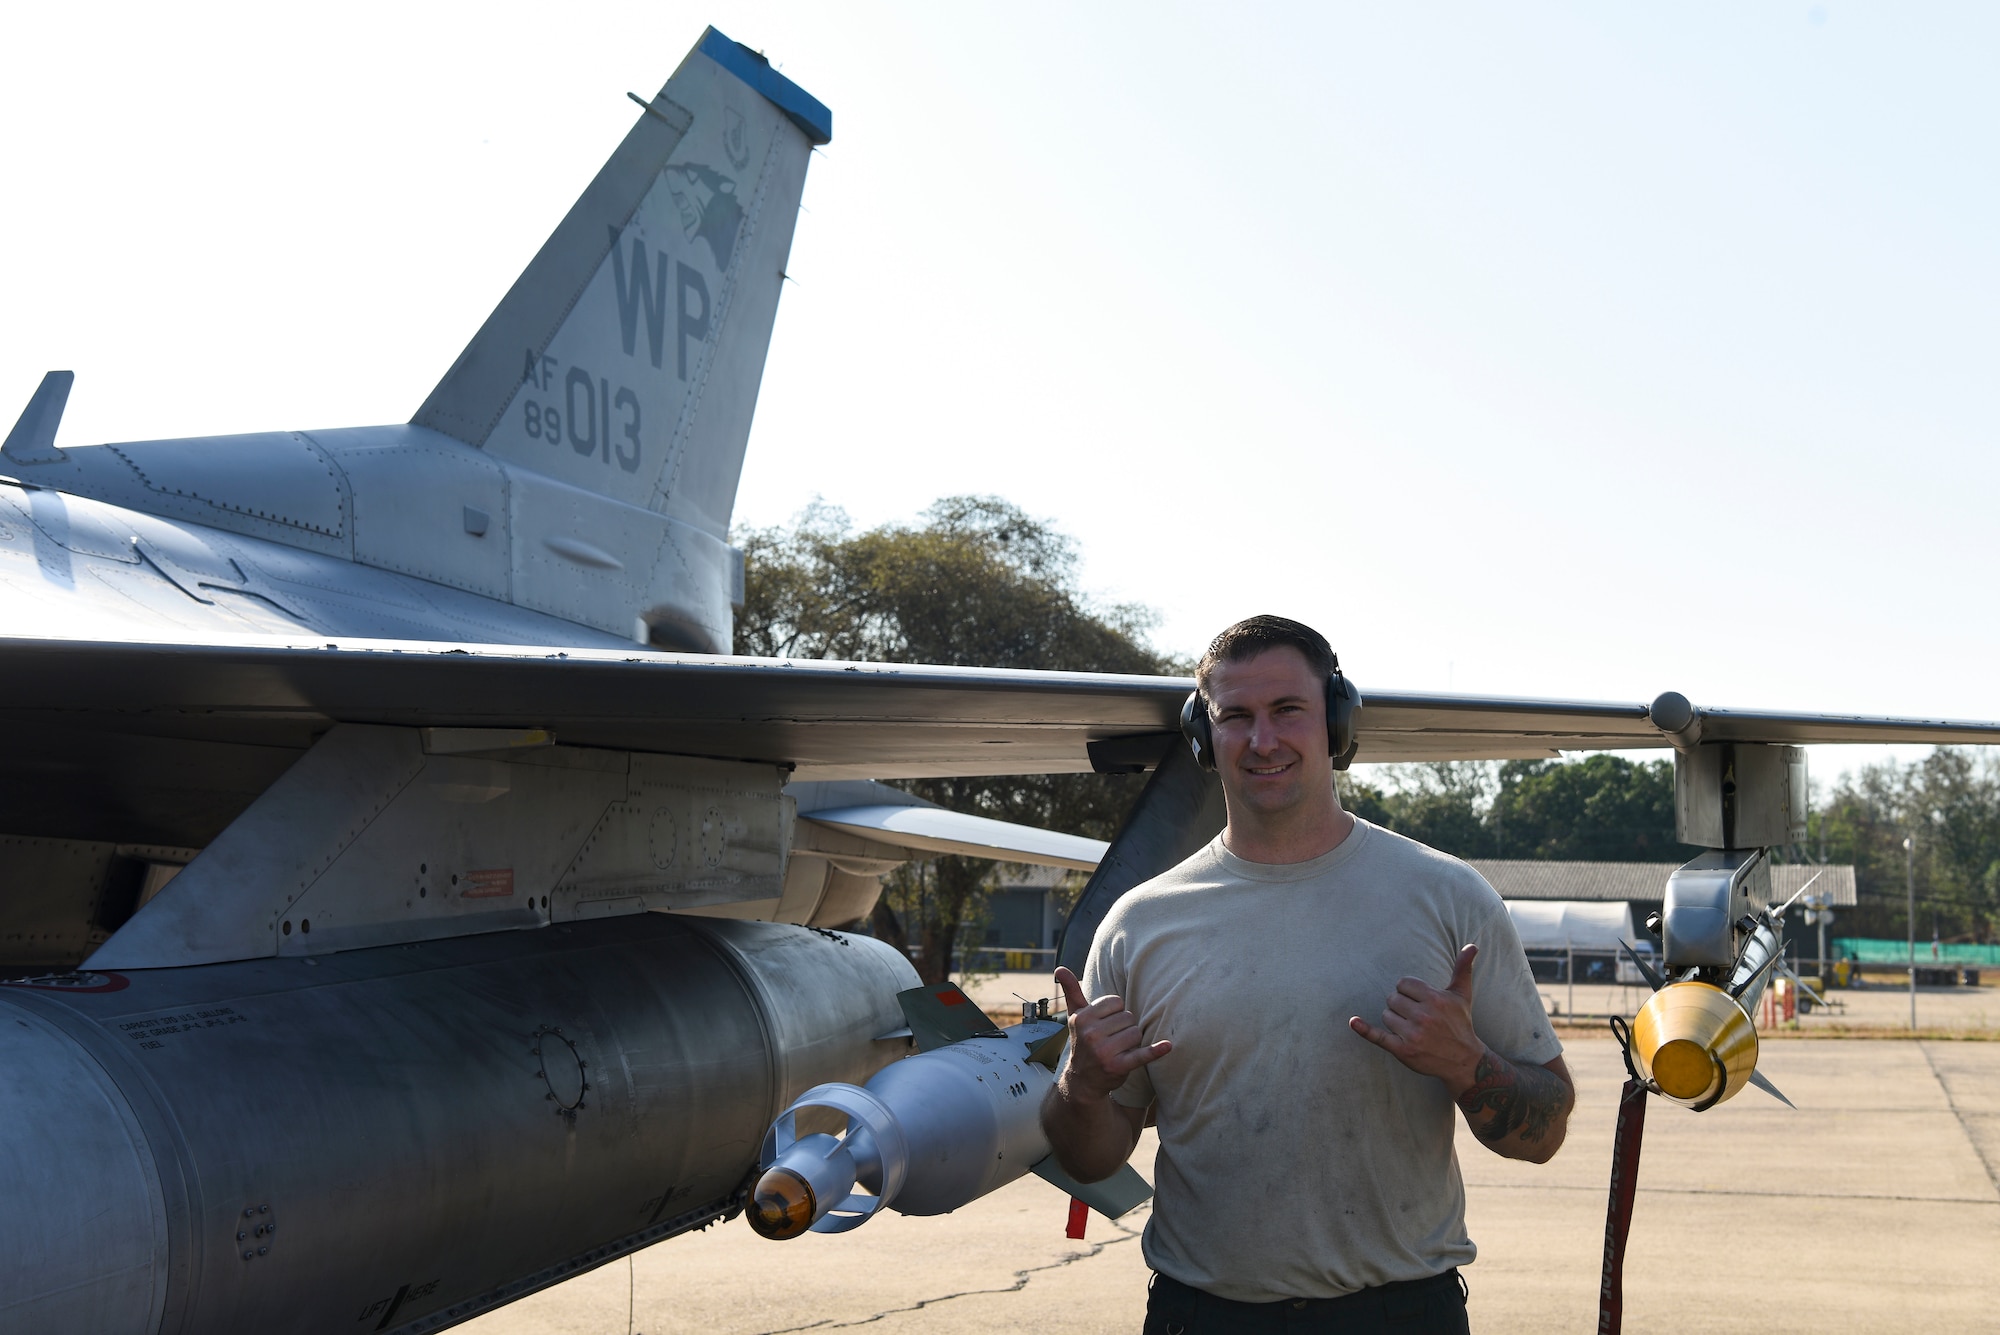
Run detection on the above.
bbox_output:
[970,858,1858,977]
[1467,860,1856,913]
[1469,860,1857,982]
[974,864,1076,969]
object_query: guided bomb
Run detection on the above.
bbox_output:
[747,984,1150,1239]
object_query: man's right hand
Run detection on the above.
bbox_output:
[1053,966,1172,1102]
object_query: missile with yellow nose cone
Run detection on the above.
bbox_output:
[1617,850,1810,1112]
[1630,981,1761,1109]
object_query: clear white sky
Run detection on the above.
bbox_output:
[4,2,1996,784]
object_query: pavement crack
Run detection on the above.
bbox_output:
[1918,1039,2000,1200]
[753,1206,1150,1335]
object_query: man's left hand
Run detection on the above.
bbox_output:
[1349,943,1486,1097]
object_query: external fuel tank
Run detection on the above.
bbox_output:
[0,914,916,1334]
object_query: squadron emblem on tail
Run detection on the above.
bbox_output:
[668,163,746,272]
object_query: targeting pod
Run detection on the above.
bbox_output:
[747,984,1150,1239]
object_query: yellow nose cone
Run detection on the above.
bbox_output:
[1630,981,1758,1110]
[746,1166,817,1240]
[1650,1038,1721,1101]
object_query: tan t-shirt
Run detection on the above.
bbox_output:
[1077,818,1560,1303]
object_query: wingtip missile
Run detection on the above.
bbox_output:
[1629,980,1759,1110]
[1621,848,1812,1113]
[1618,975,1799,1113]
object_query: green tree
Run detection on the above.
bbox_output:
[1335,773,1398,830]
[736,497,1176,982]
[1352,756,1691,864]
[1489,756,1688,861]
[1812,748,2000,942]
[1348,763,1496,857]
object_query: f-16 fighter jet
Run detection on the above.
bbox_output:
[2,25,1996,1335]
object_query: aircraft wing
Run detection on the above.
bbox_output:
[1338,689,2000,759]
[0,633,1184,783]
[8,633,2000,788]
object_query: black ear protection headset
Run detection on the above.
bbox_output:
[1180,655,1362,772]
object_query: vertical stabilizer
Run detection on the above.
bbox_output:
[414,28,826,546]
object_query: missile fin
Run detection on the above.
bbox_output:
[1024,1025,1069,1070]
[895,983,1006,1052]
[1747,1068,1796,1109]
[1620,940,1667,991]
[1031,1155,1153,1220]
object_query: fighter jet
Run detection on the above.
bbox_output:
[3,26,1998,1335]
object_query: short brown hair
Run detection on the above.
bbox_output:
[1194,615,1335,699]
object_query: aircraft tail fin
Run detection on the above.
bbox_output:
[2,371,74,465]
[413,27,826,540]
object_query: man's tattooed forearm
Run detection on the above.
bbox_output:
[1456,1051,1571,1145]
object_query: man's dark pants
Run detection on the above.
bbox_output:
[1143,1270,1471,1335]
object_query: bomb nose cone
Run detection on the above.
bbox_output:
[746,1167,816,1240]
[1630,980,1759,1111]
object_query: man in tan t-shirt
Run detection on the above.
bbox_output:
[1042,615,1574,1334]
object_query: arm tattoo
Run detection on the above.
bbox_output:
[1456,1051,1571,1146]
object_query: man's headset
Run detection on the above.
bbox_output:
[1180,656,1362,772]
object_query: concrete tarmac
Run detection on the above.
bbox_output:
[1521,976,2000,1036]
[957,969,2000,1037]
[464,1035,2000,1335]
